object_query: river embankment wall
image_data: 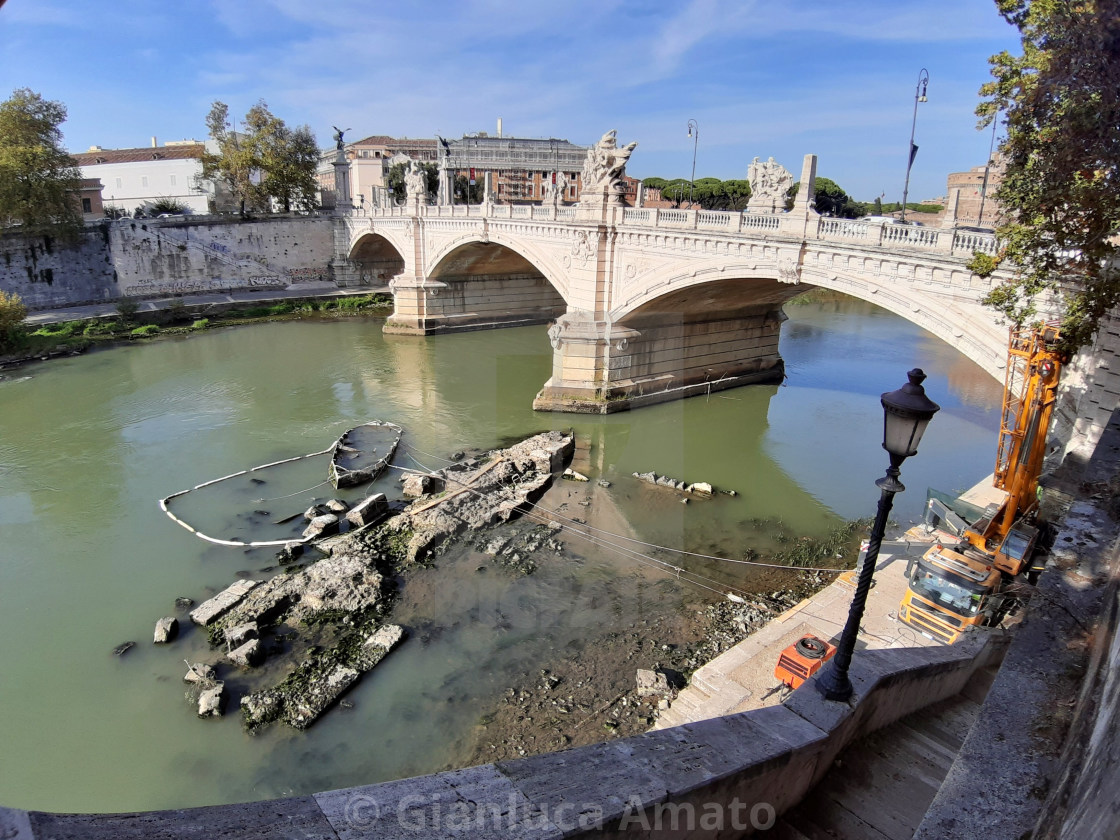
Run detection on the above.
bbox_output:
[0,632,1004,839]
[0,216,338,309]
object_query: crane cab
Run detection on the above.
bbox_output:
[898,545,1001,645]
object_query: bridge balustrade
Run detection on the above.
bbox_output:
[697,211,734,229]
[953,231,999,255]
[350,201,997,257]
[818,218,871,240]
[657,209,691,225]
[739,212,783,232]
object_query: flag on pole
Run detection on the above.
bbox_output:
[469,168,476,185]
[909,143,920,168]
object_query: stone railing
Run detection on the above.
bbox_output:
[350,202,999,258]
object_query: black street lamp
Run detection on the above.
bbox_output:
[687,119,699,208]
[816,368,940,703]
[900,69,929,225]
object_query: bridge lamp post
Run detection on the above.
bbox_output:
[900,69,929,225]
[815,368,940,703]
[687,119,699,208]
[977,109,999,228]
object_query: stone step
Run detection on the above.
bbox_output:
[757,693,983,839]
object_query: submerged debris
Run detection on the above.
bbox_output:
[632,472,723,497]
[241,624,405,729]
[159,429,575,732]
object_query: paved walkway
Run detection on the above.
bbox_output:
[22,283,381,326]
[655,549,938,729]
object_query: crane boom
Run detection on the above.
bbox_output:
[963,324,1064,573]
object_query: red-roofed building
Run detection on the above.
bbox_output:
[317,136,439,208]
[71,140,218,215]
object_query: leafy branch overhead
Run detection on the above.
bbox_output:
[200,100,320,216]
[978,0,1120,352]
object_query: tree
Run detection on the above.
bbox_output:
[786,177,864,217]
[201,100,320,216]
[453,174,484,204]
[977,0,1120,352]
[148,197,190,215]
[0,290,27,353]
[246,102,319,213]
[0,89,81,233]
[200,101,258,216]
[720,179,752,211]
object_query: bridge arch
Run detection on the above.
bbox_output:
[797,265,1005,377]
[349,231,408,286]
[407,236,567,333]
[610,255,1005,379]
[426,230,570,303]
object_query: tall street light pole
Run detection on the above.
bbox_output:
[977,111,999,228]
[815,369,940,703]
[687,119,699,209]
[900,69,929,225]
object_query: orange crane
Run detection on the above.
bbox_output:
[898,324,1065,644]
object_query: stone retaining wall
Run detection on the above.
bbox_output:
[0,216,338,310]
[0,632,1004,839]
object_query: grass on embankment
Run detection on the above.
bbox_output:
[4,294,394,364]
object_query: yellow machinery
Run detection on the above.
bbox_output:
[899,324,1065,644]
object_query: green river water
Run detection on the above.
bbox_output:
[0,297,1002,813]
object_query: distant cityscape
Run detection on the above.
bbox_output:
[68,127,1002,228]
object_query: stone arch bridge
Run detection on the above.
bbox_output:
[334,167,1005,414]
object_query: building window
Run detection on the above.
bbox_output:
[81,198,92,213]
[115,178,122,188]
[169,174,176,186]
[142,176,149,188]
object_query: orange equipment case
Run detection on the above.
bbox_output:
[774,635,837,689]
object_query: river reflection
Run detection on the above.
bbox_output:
[0,296,1001,812]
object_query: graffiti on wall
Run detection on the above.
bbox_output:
[288,267,328,283]
[123,276,284,297]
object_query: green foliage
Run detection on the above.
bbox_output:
[977,0,1120,352]
[787,177,868,218]
[876,201,943,215]
[115,299,139,320]
[148,197,189,216]
[249,104,320,213]
[31,320,81,339]
[772,518,871,569]
[967,251,1001,277]
[453,174,484,204]
[191,318,210,330]
[130,324,160,337]
[164,298,188,323]
[0,290,28,352]
[200,101,257,216]
[200,100,318,216]
[0,88,81,234]
[689,177,752,210]
[82,319,119,336]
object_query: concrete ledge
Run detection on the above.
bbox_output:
[532,366,785,414]
[4,632,1003,838]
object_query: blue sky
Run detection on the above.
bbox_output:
[1,0,1019,201]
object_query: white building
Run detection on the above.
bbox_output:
[71,139,215,215]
